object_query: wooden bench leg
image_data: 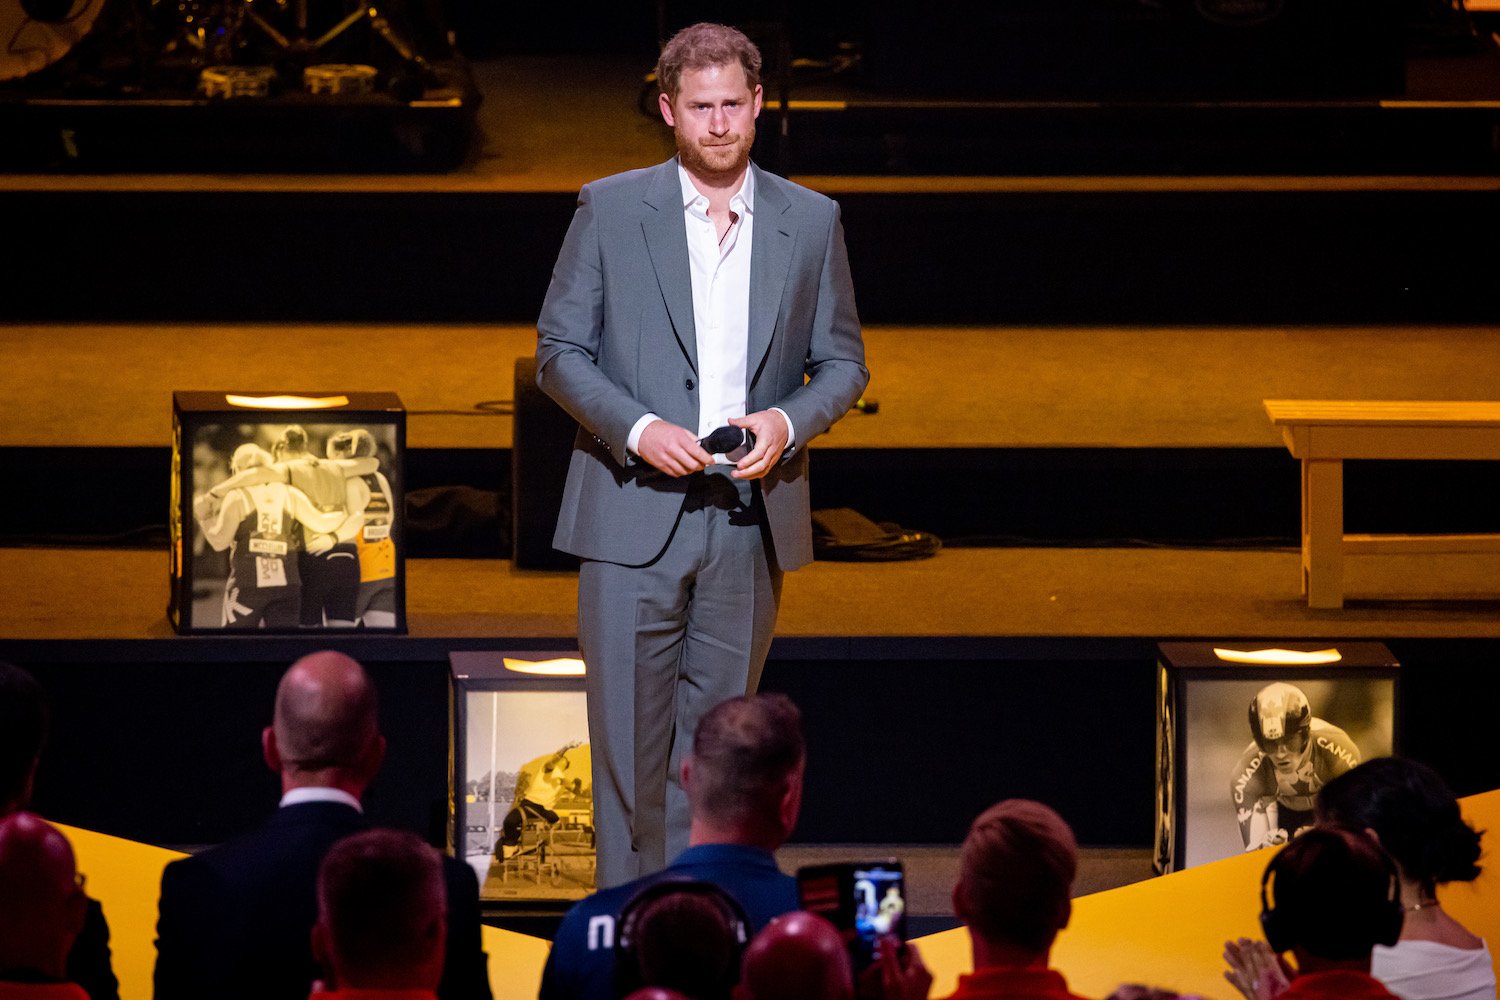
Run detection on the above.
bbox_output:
[1303,458,1344,609]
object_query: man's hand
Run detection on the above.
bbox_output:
[637,420,713,477]
[729,410,790,480]
[857,935,931,1000]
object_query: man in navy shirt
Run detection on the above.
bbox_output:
[539,694,806,1000]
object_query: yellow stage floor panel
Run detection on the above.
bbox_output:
[55,788,1500,1000]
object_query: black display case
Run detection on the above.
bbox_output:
[449,650,595,908]
[170,390,405,633]
[1154,640,1399,872]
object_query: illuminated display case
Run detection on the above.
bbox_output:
[449,651,595,908]
[1154,641,1398,873]
[170,391,406,633]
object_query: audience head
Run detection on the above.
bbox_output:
[0,812,87,980]
[736,911,853,1000]
[1106,988,1205,1000]
[263,652,384,795]
[312,828,447,990]
[655,22,762,101]
[615,879,748,1000]
[1259,826,1403,965]
[954,799,1077,962]
[0,661,48,815]
[1316,756,1483,895]
[684,694,805,849]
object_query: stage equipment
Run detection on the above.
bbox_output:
[0,0,105,82]
[1153,641,1398,873]
[199,64,277,97]
[511,357,580,572]
[0,0,475,170]
[450,651,597,908]
[170,390,406,634]
[302,62,377,95]
[859,0,1406,100]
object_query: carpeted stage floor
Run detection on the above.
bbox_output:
[7,322,1500,451]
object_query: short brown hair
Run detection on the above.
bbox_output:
[689,694,803,827]
[957,799,1077,954]
[318,829,445,981]
[656,22,762,99]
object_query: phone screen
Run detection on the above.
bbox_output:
[797,860,906,972]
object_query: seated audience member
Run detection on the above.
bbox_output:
[1316,757,1494,1000]
[939,799,1091,1000]
[0,812,89,1000]
[153,651,490,1000]
[614,880,748,1000]
[540,694,806,1000]
[1105,989,1204,1000]
[311,828,447,999]
[736,911,854,1000]
[1227,826,1406,1000]
[0,662,118,1000]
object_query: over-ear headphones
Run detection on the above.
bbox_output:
[1260,830,1403,957]
[613,877,750,1000]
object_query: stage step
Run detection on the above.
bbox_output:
[4,182,1500,325]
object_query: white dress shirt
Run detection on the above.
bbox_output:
[279,786,363,812]
[627,160,794,461]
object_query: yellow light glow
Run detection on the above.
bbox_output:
[1212,647,1342,666]
[224,394,351,409]
[503,657,587,677]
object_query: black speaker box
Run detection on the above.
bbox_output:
[511,357,580,571]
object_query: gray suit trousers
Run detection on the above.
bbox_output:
[577,468,782,888]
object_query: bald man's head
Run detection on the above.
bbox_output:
[0,812,87,979]
[266,652,383,793]
[738,912,853,1000]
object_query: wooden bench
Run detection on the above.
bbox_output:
[1264,400,1500,608]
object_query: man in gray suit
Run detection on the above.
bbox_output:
[535,22,868,888]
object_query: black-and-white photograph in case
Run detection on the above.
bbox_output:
[188,421,399,630]
[461,688,595,903]
[1182,676,1394,869]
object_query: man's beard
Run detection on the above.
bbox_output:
[675,120,755,182]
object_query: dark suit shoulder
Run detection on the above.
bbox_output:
[67,895,120,1000]
[178,802,364,887]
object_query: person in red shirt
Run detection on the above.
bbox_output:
[1225,826,1405,1000]
[0,812,90,1000]
[938,799,1094,1000]
[310,828,448,1000]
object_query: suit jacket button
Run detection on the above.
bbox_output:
[685,378,695,390]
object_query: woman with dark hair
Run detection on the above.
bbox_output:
[1314,757,1494,1000]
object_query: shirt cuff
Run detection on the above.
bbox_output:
[771,407,796,451]
[627,413,662,455]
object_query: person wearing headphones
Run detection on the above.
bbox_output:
[1226,826,1406,1000]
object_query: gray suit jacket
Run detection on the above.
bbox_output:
[536,158,869,571]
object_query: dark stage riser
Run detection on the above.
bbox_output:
[5,187,1500,325]
[13,445,1500,556]
[9,638,1500,852]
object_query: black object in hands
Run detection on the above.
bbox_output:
[699,425,755,461]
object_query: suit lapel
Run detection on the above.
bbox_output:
[748,164,796,395]
[641,160,698,374]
